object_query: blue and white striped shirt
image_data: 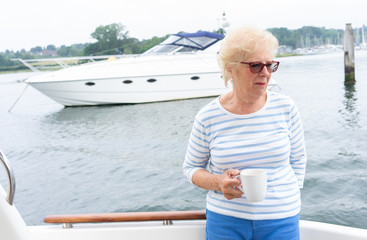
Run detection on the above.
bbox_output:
[183,91,307,220]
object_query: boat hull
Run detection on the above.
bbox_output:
[27,220,367,240]
[25,53,276,106]
[28,72,230,106]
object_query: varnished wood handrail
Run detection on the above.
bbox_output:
[44,210,206,224]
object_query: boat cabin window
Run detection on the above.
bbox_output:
[174,37,217,50]
[85,82,95,86]
[123,80,133,84]
[147,79,157,83]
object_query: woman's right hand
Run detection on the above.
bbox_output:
[219,169,243,200]
[192,168,243,200]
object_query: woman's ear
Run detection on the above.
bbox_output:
[225,65,233,79]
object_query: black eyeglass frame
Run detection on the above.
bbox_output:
[240,61,280,73]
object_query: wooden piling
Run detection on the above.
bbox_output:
[344,23,356,83]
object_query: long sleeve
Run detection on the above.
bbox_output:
[288,103,307,188]
[183,116,210,184]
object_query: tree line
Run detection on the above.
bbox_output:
[268,26,344,49]
[0,23,363,72]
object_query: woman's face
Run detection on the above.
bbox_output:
[229,51,273,98]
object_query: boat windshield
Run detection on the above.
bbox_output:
[143,31,224,55]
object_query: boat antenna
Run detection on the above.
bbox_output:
[220,12,230,34]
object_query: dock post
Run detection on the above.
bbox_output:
[344,23,355,84]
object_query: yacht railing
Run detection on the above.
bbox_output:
[44,210,206,229]
[11,55,134,72]
[0,150,16,205]
[11,51,200,72]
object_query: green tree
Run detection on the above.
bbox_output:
[0,54,7,66]
[84,23,130,55]
[57,44,85,57]
[118,37,141,54]
[268,26,344,49]
[46,44,57,51]
[91,23,128,42]
[30,46,43,54]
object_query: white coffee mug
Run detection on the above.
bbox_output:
[237,169,267,202]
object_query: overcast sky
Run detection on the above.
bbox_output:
[1,0,366,52]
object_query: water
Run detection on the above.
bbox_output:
[0,51,367,229]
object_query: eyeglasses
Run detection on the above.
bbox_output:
[240,61,280,73]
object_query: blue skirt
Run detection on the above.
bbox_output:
[206,209,299,240]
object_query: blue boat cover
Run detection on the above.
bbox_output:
[144,31,224,54]
[169,31,224,50]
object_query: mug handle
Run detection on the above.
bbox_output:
[234,175,244,193]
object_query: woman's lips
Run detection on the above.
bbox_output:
[255,82,266,86]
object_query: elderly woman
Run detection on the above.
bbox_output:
[183,25,307,240]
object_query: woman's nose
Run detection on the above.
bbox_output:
[259,65,270,76]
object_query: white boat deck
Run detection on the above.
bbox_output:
[27,219,367,240]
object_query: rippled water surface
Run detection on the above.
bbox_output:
[0,51,367,229]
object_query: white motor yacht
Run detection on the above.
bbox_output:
[22,31,276,107]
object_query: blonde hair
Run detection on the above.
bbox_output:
[217,25,279,86]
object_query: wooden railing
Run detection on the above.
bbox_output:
[44,210,206,228]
